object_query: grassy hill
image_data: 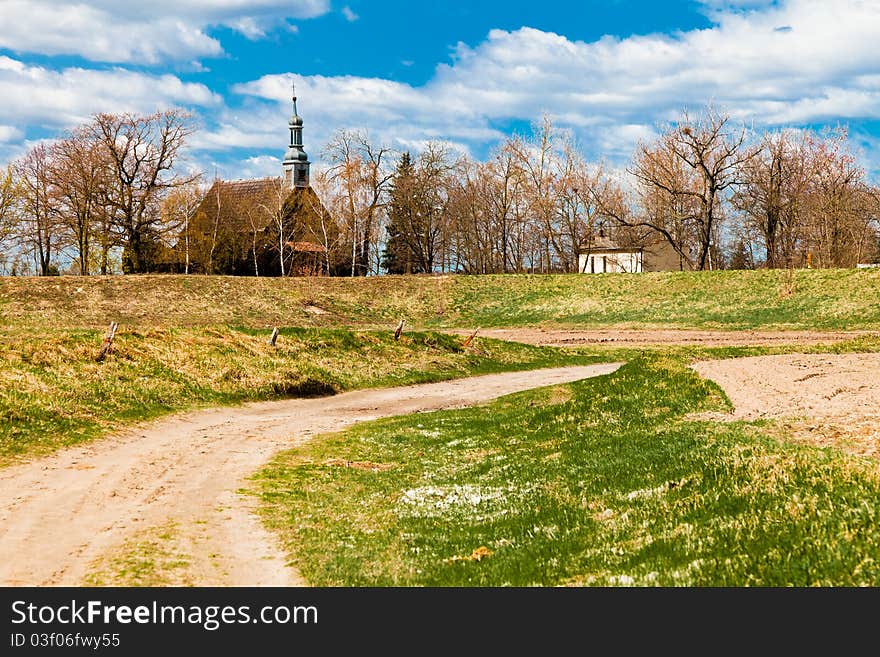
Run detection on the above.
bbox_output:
[5,270,880,586]
[2,268,879,331]
[2,268,879,465]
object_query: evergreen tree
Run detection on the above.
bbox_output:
[382,152,421,274]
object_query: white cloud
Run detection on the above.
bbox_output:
[0,57,220,129]
[342,6,359,22]
[229,73,504,157]
[218,1,875,166]
[4,0,880,175]
[0,0,330,64]
[0,125,24,143]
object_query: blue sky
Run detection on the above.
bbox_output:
[1,0,879,180]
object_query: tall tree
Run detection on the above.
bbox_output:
[506,115,560,272]
[0,164,17,247]
[323,129,392,276]
[732,130,813,268]
[626,105,758,270]
[307,169,344,275]
[382,144,455,274]
[382,151,418,274]
[161,178,204,274]
[91,109,196,273]
[13,144,63,275]
[49,125,109,275]
[803,128,875,268]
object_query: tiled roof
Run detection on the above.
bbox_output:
[288,241,327,253]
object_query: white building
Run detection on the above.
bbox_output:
[578,234,643,273]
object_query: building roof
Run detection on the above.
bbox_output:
[581,234,642,254]
[196,177,286,232]
[288,241,327,253]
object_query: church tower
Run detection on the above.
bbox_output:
[282,82,310,188]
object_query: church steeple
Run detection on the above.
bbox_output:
[282,81,310,188]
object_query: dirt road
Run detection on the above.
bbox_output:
[0,363,621,587]
[455,328,878,347]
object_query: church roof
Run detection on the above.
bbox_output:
[195,177,285,232]
[581,233,642,254]
[288,241,328,253]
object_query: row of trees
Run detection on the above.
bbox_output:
[316,107,879,275]
[0,109,195,275]
[1,104,878,276]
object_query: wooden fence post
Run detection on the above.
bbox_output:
[394,319,404,341]
[268,327,280,346]
[95,322,118,362]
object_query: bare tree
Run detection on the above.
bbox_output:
[486,146,526,272]
[803,128,874,268]
[256,180,295,277]
[506,115,560,272]
[49,125,110,275]
[91,109,197,273]
[13,144,64,275]
[732,130,813,268]
[0,164,17,248]
[323,129,393,276]
[626,105,758,270]
[306,169,342,275]
[161,178,204,274]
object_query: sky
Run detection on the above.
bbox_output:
[1,0,879,180]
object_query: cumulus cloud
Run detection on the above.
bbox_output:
[0,0,330,64]
[0,125,24,143]
[0,56,220,128]
[229,73,503,159]
[221,0,879,165]
[4,0,880,175]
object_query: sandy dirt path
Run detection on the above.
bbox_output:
[0,363,621,587]
[692,353,880,460]
[452,328,878,347]
[692,353,880,421]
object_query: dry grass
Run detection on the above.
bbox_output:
[3,268,880,331]
[83,522,193,587]
[0,325,590,466]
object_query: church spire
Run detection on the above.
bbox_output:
[283,79,310,188]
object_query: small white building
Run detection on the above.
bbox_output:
[578,234,643,273]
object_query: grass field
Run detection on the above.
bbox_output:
[2,268,880,330]
[0,327,595,466]
[4,270,880,586]
[253,352,880,586]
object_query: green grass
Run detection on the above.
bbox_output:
[0,327,594,466]
[2,268,880,330]
[445,269,880,329]
[253,352,880,586]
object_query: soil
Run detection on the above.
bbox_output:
[0,363,621,587]
[454,328,879,347]
[692,353,880,460]
[692,353,880,420]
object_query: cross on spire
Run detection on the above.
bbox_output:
[282,76,309,188]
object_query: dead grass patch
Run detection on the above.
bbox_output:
[323,458,395,472]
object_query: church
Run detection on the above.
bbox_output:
[185,86,337,277]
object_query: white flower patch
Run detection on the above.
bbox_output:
[397,484,536,520]
[625,484,668,501]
